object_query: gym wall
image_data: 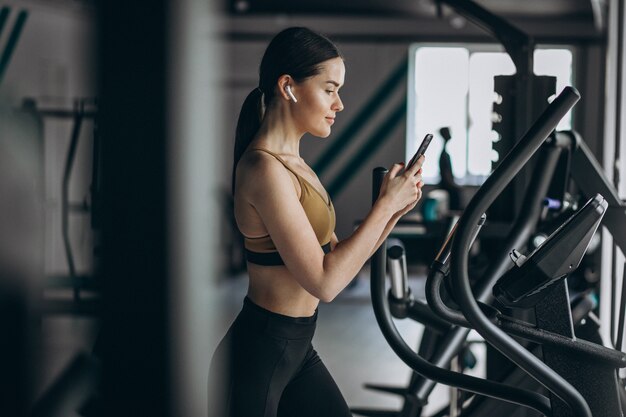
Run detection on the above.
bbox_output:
[0,1,97,278]
[221,13,608,271]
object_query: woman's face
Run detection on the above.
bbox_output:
[291,57,345,138]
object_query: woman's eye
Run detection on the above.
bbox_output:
[326,90,335,94]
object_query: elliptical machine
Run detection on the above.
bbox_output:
[368,86,626,417]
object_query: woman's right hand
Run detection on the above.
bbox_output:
[377,156,425,215]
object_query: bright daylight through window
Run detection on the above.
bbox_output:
[407,45,573,184]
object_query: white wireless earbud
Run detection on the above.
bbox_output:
[285,85,298,103]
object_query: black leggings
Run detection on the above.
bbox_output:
[209,297,352,417]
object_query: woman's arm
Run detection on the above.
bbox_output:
[333,163,424,259]
[366,193,421,258]
[244,153,423,302]
[366,162,424,257]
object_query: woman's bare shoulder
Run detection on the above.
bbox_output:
[236,150,295,202]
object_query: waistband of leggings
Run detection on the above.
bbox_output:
[240,297,317,339]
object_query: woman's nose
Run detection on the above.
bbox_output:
[334,96,344,112]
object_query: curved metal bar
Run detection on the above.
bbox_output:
[449,86,592,417]
[426,137,565,326]
[371,241,552,416]
[370,168,552,417]
[470,139,566,302]
[426,267,471,328]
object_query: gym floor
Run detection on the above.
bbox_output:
[38,268,486,415]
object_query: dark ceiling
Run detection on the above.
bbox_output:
[229,0,603,24]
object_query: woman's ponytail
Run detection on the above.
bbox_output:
[232,88,264,195]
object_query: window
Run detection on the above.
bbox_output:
[407,44,574,184]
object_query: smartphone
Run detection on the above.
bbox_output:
[406,133,433,169]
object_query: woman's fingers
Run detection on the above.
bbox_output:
[388,162,405,177]
[406,155,425,176]
[382,160,427,212]
[411,169,424,189]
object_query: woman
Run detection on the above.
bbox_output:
[210,27,425,417]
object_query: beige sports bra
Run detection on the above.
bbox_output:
[242,148,336,266]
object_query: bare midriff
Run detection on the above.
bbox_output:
[246,263,320,317]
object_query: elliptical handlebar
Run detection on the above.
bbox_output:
[425,127,573,331]
[426,215,487,328]
[449,86,592,417]
[370,169,552,416]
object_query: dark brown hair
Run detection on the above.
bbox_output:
[231,27,342,194]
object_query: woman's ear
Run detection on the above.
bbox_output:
[277,74,295,102]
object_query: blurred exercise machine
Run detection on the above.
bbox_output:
[366,87,626,417]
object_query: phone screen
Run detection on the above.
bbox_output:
[406,133,433,169]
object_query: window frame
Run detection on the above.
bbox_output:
[406,42,576,186]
